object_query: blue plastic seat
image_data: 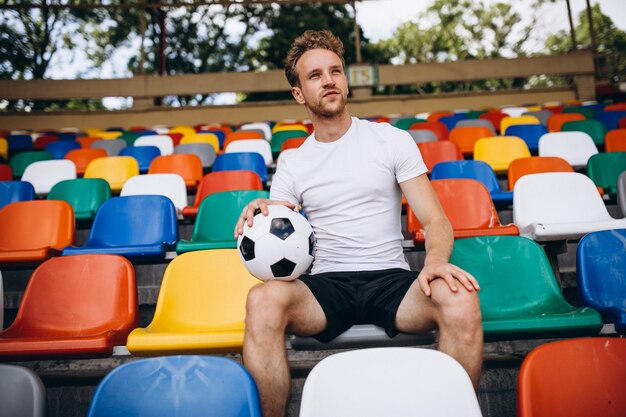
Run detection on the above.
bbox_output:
[438,113,469,131]
[119,146,161,173]
[7,135,33,152]
[596,110,626,131]
[0,181,35,209]
[132,130,158,137]
[503,124,548,151]
[86,356,262,417]
[577,229,626,334]
[430,160,513,206]
[62,195,178,262]
[212,152,268,184]
[44,140,81,159]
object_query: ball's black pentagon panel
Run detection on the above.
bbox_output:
[270,258,296,277]
[239,236,256,261]
[269,217,295,240]
[308,232,315,257]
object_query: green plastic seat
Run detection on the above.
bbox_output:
[450,236,603,341]
[586,152,626,197]
[561,120,607,146]
[176,189,269,254]
[270,130,308,155]
[8,151,53,178]
[119,133,140,147]
[562,106,595,120]
[47,178,111,221]
[393,117,426,130]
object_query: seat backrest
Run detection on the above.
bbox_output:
[87,355,261,417]
[44,140,81,159]
[437,113,468,131]
[191,171,263,209]
[64,148,108,175]
[410,121,449,141]
[474,136,531,173]
[547,112,585,132]
[223,131,264,149]
[537,131,598,167]
[2,254,136,342]
[180,133,220,152]
[605,129,626,152]
[513,172,612,229]
[84,156,139,192]
[416,141,462,172]
[148,154,203,187]
[501,106,528,118]
[586,152,626,194]
[134,135,174,156]
[456,118,496,134]
[240,121,272,140]
[225,139,273,166]
[299,347,481,417]
[522,110,552,126]
[619,172,626,218]
[431,160,502,194]
[0,163,12,180]
[596,110,626,130]
[33,135,58,150]
[0,364,46,417]
[408,129,437,143]
[174,143,217,168]
[0,181,35,210]
[518,337,626,417]
[121,174,188,217]
[118,145,161,172]
[47,178,110,221]
[0,138,8,160]
[562,105,596,119]
[393,116,425,130]
[271,130,308,154]
[504,124,548,150]
[21,159,77,196]
[0,270,3,329]
[85,195,177,248]
[501,115,540,134]
[212,152,268,183]
[426,111,453,123]
[449,126,494,154]
[280,137,307,152]
[90,139,127,156]
[7,135,33,152]
[9,151,53,177]
[561,120,607,146]
[507,156,573,189]
[479,111,507,133]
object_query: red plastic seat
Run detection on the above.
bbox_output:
[0,164,12,181]
[479,112,507,134]
[148,154,203,189]
[222,131,265,150]
[33,135,59,150]
[518,337,626,417]
[0,200,75,266]
[182,170,263,220]
[407,179,518,245]
[65,148,108,175]
[410,121,449,141]
[416,141,463,172]
[78,136,102,149]
[280,137,307,152]
[0,254,137,359]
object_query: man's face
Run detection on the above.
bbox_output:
[292,48,348,118]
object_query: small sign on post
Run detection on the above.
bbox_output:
[347,65,378,87]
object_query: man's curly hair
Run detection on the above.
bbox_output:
[285,30,345,88]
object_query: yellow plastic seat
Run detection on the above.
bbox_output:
[169,125,196,141]
[96,131,123,140]
[0,138,7,160]
[180,133,220,152]
[272,124,308,134]
[84,156,139,193]
[126,249,261,355]
[474,136,531,174]
[500,115,540,134]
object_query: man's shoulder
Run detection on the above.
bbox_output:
[354,117,412,142]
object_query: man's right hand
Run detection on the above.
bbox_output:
[234,198,297,238]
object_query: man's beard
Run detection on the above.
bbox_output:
[307,93,346,118]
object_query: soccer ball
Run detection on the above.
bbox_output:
[237,205,315,281]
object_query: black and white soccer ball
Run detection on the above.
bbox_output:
[237,205,315,281]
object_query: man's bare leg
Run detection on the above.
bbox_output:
[243,280,327,417]
[395,278,483,389]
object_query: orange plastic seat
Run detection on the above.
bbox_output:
[508,156,574,189]
[604,103,626,111]
[426,111,453,123]
[148,154,203,189]
[407,179,519,245]
[222,131,264,150]
[78,136,102,149]
[416,141,463,172]
[547,113,585,132]
[605,129,626,152]
[449,126,493,154]
[0,254,137,360]
[182,170,263,220]
[410,121,449,141]
[65,148,108,175]
[280,137,307,152]
[0,200,75,266]
[518,337,626,417]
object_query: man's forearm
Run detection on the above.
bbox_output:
[423,217,454,266]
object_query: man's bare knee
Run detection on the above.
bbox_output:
[246,283,292,336]
[436,287,482,336]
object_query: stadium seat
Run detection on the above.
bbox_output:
[501,106,528,118]
[134,134,174,156]
[596,110,626,130]
[426,111,453,123]
[91,138,127,156]
[538,132,598,168]
[86,356,262,417]
[577,229,626,334]
[0,163,12,180]
[508,156,573,190]
[0,255,137,359]
[547,113,585,132]
[619,172,626,218]
[408,129,437,143]
[0,200,74,266]
[64,148,108,175]
[561,119,607,146]
[119,145,161,173]
[280,137,307,152]
[223,131,264,150]
[562,105,596,119]
[270,130,308,155]
[474,136,531,173]
[76,136,101,149]
[522,110,552,126]
[7,135,33,152]
[240,121,272,140]
[198,129,227,148]
[169,126,195,140]
[393,116,425,130]
[212,152,268,184]
[0,270,3,328]
[501,115,540,134]
[503,124,548,152]
[431,160,513,205]
[449,126,493,155]
[438,113,469,131]
[9,151,53,178]
[410,121,449,141]
[451,236,602,339]
[0,138,8,160]
[456,118,496,134]
[182,170,263,220]
[513,172,626,241]
[173,143,216,168]
[126,249,260,355]
[605,129,626,152]
[273,123,307,134]
[47,178,110,221]
[21,159,77,196]
[148,154,203,189]
[416,141,463,173]
[33,134,58,150]
[0,364,45,417]
[479,111,507,133]
[121,174,187,219]
[586,152,626,198]
[299,348,481,417]
[407,179,518,245]
[44,140,81,159]
[62,195,177,261]
[180,132,220,152]
[0,181,35,210]
[177,190,269,253]
[84,156,139,193]
[225,138,273,166]
[518,337,626,417]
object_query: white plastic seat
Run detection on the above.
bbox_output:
[538,132,599,168]
[240,122,272,141]
[0,364,46,417]
[513,172,626,241]
[120,173,188,219]
[618,171,626,218]
[225,139,273,166]
[134,135,174,156]
[501,106,528,117]
[299,347,482,417]
[21,160,77,196]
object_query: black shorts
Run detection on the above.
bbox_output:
[298,268,418,343]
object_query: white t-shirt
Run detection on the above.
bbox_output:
[270,117,428,274]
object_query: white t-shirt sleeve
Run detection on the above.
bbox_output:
[269,153,300,206]
[393,130,429,183]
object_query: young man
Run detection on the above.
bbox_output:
[235,30,482,417]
